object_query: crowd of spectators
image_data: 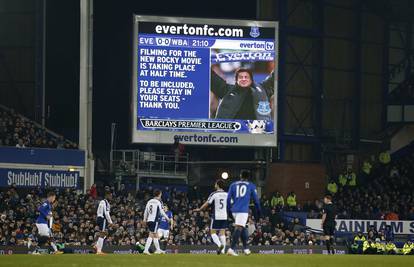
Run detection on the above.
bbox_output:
[258,149,414,222]
[1,142,413,248]
[331,151,414,220]
[0,108,77,149]
[0,184,318,248]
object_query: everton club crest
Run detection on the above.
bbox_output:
[257,101,271,115]
[250,26,260,38]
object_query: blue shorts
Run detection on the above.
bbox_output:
[148,221,159,233]
[97,217,107,231]
[211,219,228,230]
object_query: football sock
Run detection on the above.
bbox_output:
[330,237,335,254]
[231,228,241,250]
[97,237,104,253]
[161,239,167,250]
[154,238,161,251]
[219,235,226,250]
[326,239,331,254]
[241,228,248,249]
[211,234,221,247]
[144,237,153,252]
[50,242,58,252]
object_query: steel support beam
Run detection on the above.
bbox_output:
[277,0,288,160]
[34,0,46,126]
[352,1,362,149]
[312,0,324,159]
[79,0,94,192]
[382,19,390,129]
[277,0,324,160]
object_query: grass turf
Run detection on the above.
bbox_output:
[0,254,413,267]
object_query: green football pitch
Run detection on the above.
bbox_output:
[1,254,413,267]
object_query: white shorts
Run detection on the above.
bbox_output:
[232,213,248,227]
[36,223,51,237]
[157,229,170,239]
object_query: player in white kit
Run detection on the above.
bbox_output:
[95,191,114,255]
[143,189,171,255]
[194,180,228,254]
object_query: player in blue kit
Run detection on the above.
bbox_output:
[33,191,62,254]
[157,204,173,251]
[194,180,228,255]
[226,170,261,256]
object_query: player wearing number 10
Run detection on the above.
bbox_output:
[227,170,261,256]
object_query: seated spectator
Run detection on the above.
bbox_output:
[327,180,338,195]
[351,231,366,254]
[289,218,304,233]
[362,160,372,176]
[354,231,366,243]
[270,191,284,210]
[390,166,399,178]
[402,239,414,255]
[379,151,391,165]
[367,226,378,240]
[269,209,282,229]
[384,240,397,255]
[375,238,386,254]
[15,138,25,148]
[286,192,297,211]
[346,168,357,187]
[363,239,377,254]
[89,184,97,199]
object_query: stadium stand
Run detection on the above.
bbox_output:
[333,151,414,220]
[0,105,77,149]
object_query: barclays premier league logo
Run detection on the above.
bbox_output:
[257,101,271,115]
[250,26,260,38]
[248,120,266,134]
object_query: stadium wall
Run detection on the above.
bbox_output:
[0,245,347,255]
[307,219,414,235]
[0,147,85,189]
[390,124,414,153]
[266,163,325,203]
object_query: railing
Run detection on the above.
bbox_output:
[110,149,189,178]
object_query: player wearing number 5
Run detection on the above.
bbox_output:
[143,190,172,255]
[226,170,261,256]
[193,180,228,255]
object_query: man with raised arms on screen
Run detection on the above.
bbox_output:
[210,68,274,120]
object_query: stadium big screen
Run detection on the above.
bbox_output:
[132,15,278,146]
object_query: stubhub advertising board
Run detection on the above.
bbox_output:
[132,15,278,146]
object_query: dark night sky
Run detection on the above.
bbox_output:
[45,0,260,161]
